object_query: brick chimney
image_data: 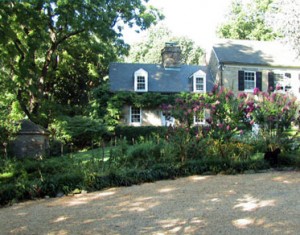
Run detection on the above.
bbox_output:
[161,42,182,68]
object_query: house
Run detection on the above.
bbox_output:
[109,40,300,127]
[207,39,300,99]
[109,42,215,126]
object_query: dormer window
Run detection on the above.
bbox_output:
[134,68,148,92]
[193,70,206,92]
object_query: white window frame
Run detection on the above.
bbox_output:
[193,110,206,125]
[244,71,256,92]
[193,70,206,93]
[194,115,205,125]
[134,68,148,92]
[130,106,142,125]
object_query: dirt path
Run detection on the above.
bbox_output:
[0,171,299,235]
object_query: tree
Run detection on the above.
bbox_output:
[126,25,204,65]
[217,0,279,41]
[267,0,300,57]
[0,1,162,127]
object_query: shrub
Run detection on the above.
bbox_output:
[49,115,108,149]
[124,141,165,168]
[114,126,168,144]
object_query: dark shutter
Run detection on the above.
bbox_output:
[268,72,275,91]
[238,71,244,91]
[285,73,291,78]
[256,71,262,91]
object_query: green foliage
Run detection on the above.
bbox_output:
[104,92,177,130]
[114,126,168,144]
[49,115,107,149]
[126,24,204,64]
[1,86,299,206]
[217,0,279,40]
[0,1,162,127]
[245,90,298,151]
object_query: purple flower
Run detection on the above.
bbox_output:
[218,123,224,129]
[238,92,247,99]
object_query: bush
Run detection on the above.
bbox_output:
[114,126,168,144]
[125,141,164,168]
[49,115,108,149]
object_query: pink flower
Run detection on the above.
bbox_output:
[250,120,255,125]
[212,84,219,93]
[226,125,230,131]
[239,130,244,135]
[253,87,260,95]
[276,84,283,91]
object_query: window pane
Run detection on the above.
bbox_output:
[137,76,145,90]
[244,72,255,90]
[195,77,204,91]
[131,107,141,123]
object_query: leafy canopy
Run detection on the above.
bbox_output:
[217,0,279,40]
[0,0,162,128]
[126,25,204,65]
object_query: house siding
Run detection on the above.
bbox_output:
[121,106,163,126]
[221,64,300,99]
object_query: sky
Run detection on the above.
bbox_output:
[123,0,233,50]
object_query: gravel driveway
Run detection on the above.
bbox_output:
[0,171,299,235]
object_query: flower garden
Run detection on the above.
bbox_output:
[0,86,299,206]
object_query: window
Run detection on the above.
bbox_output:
[130,107,141,124]
[268,71,292,92]
[137,76,146,90]
[274,72,291,91]
[134,69,148,92]
[194,115,205,125]
[238,71,262,92]
[244,71,255,91]
[195,77,204,91]
[193,110,206,125]
[193,70,206,92]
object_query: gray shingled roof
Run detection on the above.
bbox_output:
[213,40,300,68]
[109,63,215,92]
[18,120,49,135]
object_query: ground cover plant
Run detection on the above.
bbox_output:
[0,87,299,206]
